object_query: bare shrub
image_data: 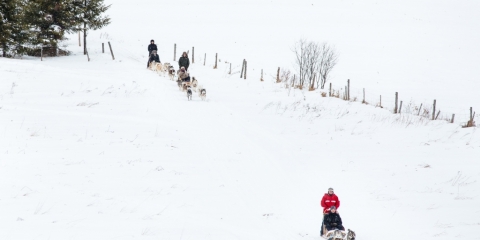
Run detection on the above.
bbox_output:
[293,40,338,90]
[318,43,338,89]
[321,92,327,97]
[280,69,291,84]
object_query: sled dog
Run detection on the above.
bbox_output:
[199,87,206,101]
[187,86,192,101]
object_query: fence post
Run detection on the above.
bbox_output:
[41,47,43,61]
[260,69,263,81]
[102,43,104,53]
[468,107,473,127]
[192,47,194,63]
[204,53,206,66]
[86,50,90,61]
[276,67,280,83]
[229,63,231,74]
[329,83,332,97]
[240,59,245,78]
[362,88,365,103]
[78,32,81,47]
[394,92,398,113]
[451,114,455,123]
[399,101,403,113]
[214,53,218,69]
[432,99,436,120]
[244,60,247,79]
[108,42,115,60]
[174,43,176,61]
[417,103,423,115]
[347,79,350,100]
[380,95,382,108]
[435,111,441,120]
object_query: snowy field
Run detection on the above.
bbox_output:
[1,0,480,239]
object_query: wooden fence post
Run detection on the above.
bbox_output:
[240,59,245,78]
[451,114,455,123]
[214,53,218,69]
[329,83,332,97]
[394,92,398,113]
[468,107,474,127]
[399,101,403,113]
[276,67,280,83]
[86,50,90,61]
[204,53,206,66]
[174,43,176,61]
[347,79,350,101]
[229,63,231,74]
[192,47,194,63]
[379,95,382,108]
[362,88,365,104]
[108,42,115,60]
[435,111,441,120]
[102,43,104,53]
[260,69,263,81]
[417,104,423,115]
[78,32,81,47]
[244,60,247,79]
[432,99,436,120]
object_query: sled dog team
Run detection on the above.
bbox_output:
[147,39,206,101]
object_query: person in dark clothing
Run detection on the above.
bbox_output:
[324,206,345,232]
[147,39,158,68]
[178,52,190,70]
[148,50,161,68]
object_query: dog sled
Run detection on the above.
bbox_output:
[322,228,356,240]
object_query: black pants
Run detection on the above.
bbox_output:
[182,76,190,82]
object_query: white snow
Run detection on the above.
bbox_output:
[1,0,480,239]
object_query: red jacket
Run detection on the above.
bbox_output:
[320,193,340,213]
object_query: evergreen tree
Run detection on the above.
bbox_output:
[73,0,111,55]
[23,0,80,55]
[0,0,29,57]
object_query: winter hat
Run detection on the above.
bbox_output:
[330,206,336,210]
[151,39,154,43]
[328,187,334,191]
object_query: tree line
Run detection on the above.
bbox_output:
[0,0,110,58]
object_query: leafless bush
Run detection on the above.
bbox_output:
[279,69,291,84]
[318,43,338,89]
[293,40,338,90]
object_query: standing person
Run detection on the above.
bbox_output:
[324,206,345,232]
[320,187,340,235]
[178,51,190,70]
[147,39,158,68]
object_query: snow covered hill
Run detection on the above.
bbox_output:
[1,1,480,240]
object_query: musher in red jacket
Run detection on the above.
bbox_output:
[321,187,340,213]
[320,187,340,235]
